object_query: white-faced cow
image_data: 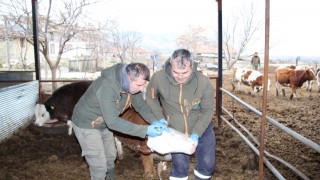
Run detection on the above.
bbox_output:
[34,81,92,127]
[275,67,317,99]
[34,81,169,179]
[231,67,270,95]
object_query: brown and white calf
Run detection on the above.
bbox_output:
[231,67,270,95]
[34,82,168,179]
[275,67,317,99]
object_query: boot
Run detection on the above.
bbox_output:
[106,168,115,180]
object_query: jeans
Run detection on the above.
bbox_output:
[170,123,216,179]
[72,122,117,180]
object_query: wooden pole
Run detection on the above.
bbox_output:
[259,0,270,179]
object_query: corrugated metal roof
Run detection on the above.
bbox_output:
[0,81,38,143]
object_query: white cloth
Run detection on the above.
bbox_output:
[147,128,198,155]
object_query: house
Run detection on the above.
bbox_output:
[193,44,218,69]
[0,25,35,69]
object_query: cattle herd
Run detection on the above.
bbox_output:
[32,64,320,179]
[231,65,319,99]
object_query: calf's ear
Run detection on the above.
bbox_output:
[45,104,55,113]
[35,104,40,114]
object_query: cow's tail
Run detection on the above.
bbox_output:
[67,120,73,136]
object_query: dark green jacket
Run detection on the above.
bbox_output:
[71,63,157,138]
[146,60,215,137]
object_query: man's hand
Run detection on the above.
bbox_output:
[147,124,164,137]
[189,133,199,142]
[158,119,168,125]
[152,119,169,132]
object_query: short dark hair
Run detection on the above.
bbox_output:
[126,63,150,81]
[170,49,193,68]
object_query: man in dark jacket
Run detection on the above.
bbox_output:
[146,49,216,180]
[251,52,260,70]
[71,63,167,180]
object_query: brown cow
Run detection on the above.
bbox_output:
[114,107,156,178]
[280,65,317,91]
[116,107,172,179]
[275,67,317,99]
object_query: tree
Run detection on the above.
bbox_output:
[0,0,115,89]
[223,2,262,69]
[72,23,116,72]
[176,26,208,59]
[108,29,142,63]
[0,0,32,70]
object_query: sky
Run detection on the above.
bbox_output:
[88,0,320,57]
[90,0,216,32]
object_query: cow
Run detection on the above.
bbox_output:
[34,81,169,179]
[34,81,92,127]
[296,66,317,91]
[231,67,270,95]
[281,65,317,91]
[317,68,320,92]
[274,66,317,99]
[115,107,171,179]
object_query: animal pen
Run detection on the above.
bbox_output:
[0,0,319,179]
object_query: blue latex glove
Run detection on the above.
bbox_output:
[189,133,199,142]
[152,119,170,132]
[158,119,168,125]
[147,124,164,137]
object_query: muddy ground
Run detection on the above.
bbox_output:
[0,66,319,180]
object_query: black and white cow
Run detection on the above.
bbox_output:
[34,81,92,135]
[34,81,92,133]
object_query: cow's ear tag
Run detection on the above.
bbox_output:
[50,105,55,110]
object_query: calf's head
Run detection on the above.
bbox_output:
[34,103,52,126]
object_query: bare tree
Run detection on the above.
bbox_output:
[73,23,117,72]
[127,33,143,62]
[0,0,32,70]
[176,26,208,58]
[108,29,142,63]
[0,0,117,89]
[39,0,97,89]
[223,2,262,69]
